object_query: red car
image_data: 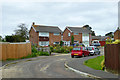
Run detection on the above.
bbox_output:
[71,47,90,58]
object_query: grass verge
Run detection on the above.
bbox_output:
[84,56,104,70]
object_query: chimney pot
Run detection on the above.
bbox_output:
[32,22,35,25]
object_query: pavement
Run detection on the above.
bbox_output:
[65,55,119,80]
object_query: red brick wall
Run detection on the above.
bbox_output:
[73,33,82,43]
[63,28,72,41]
[114,30,120,40]
[49,33,61,45]
[29,27,39,45]
[63,28,82,43]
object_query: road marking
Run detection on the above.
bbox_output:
[40,65,49,72]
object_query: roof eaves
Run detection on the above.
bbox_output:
[32,26,37,32]
[67,27,72,32]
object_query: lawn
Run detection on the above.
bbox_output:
[84,56,104,70]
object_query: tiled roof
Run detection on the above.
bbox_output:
[92,36,111,41]
[67,27,91,34]
[33,25,62,33]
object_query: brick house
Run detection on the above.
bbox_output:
[114,28,120,40]
[62,27,92,46]
[29,22,62,46]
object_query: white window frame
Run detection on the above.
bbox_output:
[53,33,60,35]
[74,33,79,35]
[39,32,49,37]
[39,41,49,46]
[68,33,71,36]
[53,42,59,44]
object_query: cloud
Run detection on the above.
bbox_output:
[1,1,118,37]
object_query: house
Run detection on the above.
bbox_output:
[91,36,111,41]
[114,28,120,40]
[29,22,62,46]
[91,36,111,46]
[62,27,92,46]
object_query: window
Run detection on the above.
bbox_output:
[54,42,59,44]
[53,33,59,35]
[39,32,49,37]
[73,48,81,51]
[74,33,79,35]
[39,41,49,46]
[68,33,71,36]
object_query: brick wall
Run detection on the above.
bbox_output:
[114,30,120,40]
[63,28,72,41]
[63,28,82,43]
[29,27,39,45]
[73,33,82,43]
[49,33,61,45]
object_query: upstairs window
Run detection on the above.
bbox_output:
[53,33,59,35]
[68,33,71,36]
[74,33,79,35]
[39,32,49,37]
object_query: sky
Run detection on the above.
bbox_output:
[0,0,119,37]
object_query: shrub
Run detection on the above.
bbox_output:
[101,59,105,70]
[32,46,38,53]
[51,46,73,53]
[38,51,49,56]
[112,39,120,44]
[50,46,53,52]
[60,41,64,46]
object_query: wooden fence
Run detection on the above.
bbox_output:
[0,42,31,60]
[104,44,120,74]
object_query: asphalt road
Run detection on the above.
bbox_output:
[1,54,99,79]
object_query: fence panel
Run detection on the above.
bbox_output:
[105,44,120,74]
[0,42,31,60]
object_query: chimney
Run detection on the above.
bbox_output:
[32,22,35,25]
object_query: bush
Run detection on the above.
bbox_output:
[60,41,64,46]
[112,39,120,44]
[38,51,49,56]
[50,45,73,53]
[32,46,38,53]
[101,59,105,70]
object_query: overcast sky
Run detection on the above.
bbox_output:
[1,0,119,37]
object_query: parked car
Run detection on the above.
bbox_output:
[74,43,85,47]
[92,43,101,47]
[71,47,90,58]
[87,46,100,55]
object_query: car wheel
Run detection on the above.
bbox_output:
[82,53,85,57]
[71,56,74,58]
[98,52,100,55]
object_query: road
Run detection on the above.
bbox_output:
[1,54,99,79]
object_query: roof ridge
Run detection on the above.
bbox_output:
[34,25,58,28]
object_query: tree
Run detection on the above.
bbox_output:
[0,36,2,42]
[60,41,63,46]
[83,25,96,36]
[14,23,28,40]
[83,25,92,30]
[105,32,113,38]
[71,35,74,44]
[5,35,25,42]
[91,31,95,36]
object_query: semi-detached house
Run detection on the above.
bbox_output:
[29,22,62,46]
[63,27,92,46]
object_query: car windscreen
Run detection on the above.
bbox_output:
[87,47,93,51]
[73,48,81,51]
